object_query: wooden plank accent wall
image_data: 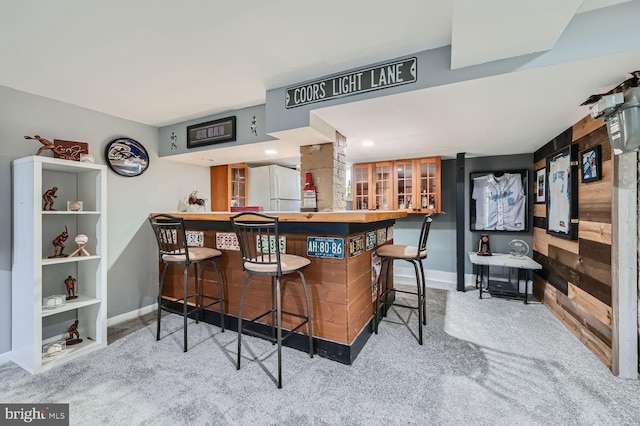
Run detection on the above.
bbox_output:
[532,115,614,368]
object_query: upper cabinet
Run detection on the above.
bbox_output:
[353,156,441,213]
[210,163,248,211]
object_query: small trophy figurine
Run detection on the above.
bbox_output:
[48,226,69,258]
[42,186,58,211]
[64,275,78,300]
[477,234,492,256]
[65,320,82,346]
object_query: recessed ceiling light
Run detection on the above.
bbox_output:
[265,149,278,155]
[361,140,374,147]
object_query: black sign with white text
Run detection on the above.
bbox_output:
[285,57,417,108]
[186,116,236,149]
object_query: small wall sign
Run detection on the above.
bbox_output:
[285,57,417,108]
[186,116,236,148]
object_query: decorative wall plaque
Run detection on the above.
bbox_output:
[186,116,236,148]
[53,139,89,161]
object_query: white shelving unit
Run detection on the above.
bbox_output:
[12,156,107,374]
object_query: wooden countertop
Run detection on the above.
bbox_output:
[150,210,408,223]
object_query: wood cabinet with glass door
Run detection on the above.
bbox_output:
[393,157,441,213]
[416,157,441,213]
[353,156,441,213]
[373,162,392,210]
[352,163,372,210]
[210,163,248,211]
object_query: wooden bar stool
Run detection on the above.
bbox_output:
[148,214,225,352]
[230,212,313,389]
[374,214,432,345]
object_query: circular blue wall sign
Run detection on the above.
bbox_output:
[105,138,149,177]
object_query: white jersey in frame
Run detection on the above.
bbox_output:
[547,153,571,234]
[472,173,526,231]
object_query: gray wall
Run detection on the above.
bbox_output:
[159,104,274,158]
[393,159,457,273]
[464,153,534,273]
[391,154,533,276]
[0,85,210,354]
[264,2,640,134]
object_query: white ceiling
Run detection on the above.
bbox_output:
[0,0,637,167]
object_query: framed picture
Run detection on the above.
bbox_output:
[546,144,578,240]
[580,145,602,183]
[186,116,236,148]
[104,138,149,177]
[535,168,546,203]
[469,169,528,232]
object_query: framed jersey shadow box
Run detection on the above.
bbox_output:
[470,169,529,232]
[546,144,578,240]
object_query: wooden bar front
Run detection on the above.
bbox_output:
[151,211,407,362]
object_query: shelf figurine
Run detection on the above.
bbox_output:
[48,226,69,258]
[64,275,78,300]
[65,320,82,346]
[24,135,65,157]
[42,186,58,211]
[68,234,90,257]
[187,190,206,212]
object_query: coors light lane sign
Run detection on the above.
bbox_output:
[285,57,417,109]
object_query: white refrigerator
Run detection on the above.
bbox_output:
[248,165,301,211]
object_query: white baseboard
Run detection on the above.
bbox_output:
[0,351,12,365]
[0,305,159,365]
[394,266,474,290]
[107,303,158,327]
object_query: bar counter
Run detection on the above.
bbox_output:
[151,210,407,364]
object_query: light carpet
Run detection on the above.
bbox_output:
[1,288,639,425]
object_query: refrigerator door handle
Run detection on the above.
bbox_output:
[273,171,280,200]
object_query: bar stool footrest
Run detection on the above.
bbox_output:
[160,304,201,317]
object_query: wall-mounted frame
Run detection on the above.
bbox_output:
[469,169,528,232]
[535,168,546,203]
[104,137,149,177]
[580,144,602,183]
[186,116,236,148]
[546,144,578,240]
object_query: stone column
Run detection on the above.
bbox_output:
[300,131,347,211]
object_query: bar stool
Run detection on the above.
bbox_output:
[230,212,313,389]
[148,213,225,352]
[374,214,432,345]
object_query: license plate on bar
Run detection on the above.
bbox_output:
[257,235,286,254]
[307,237,344,259]
[348,235,364,258]
[216,232,239,251]
[366,231,377,250]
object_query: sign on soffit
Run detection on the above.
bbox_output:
[285,57,417,108]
